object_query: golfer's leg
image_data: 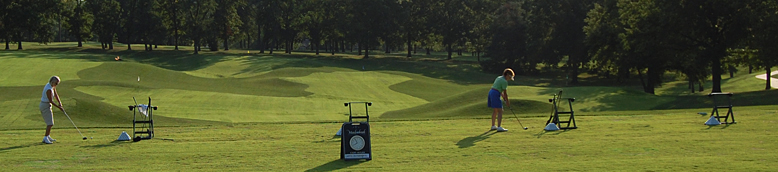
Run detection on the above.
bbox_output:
[491,108,498,126]
[497,109,503,127]
[45,125,52,136]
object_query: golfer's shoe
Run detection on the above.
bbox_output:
[42,137,53,144]
[497,127,508,132]
[491,126,498,130]
[47,136,56,142]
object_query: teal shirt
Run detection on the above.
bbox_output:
[491,76,508,92]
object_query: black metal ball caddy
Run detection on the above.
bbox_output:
[341,102,372,161]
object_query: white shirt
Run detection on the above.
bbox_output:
[41,83,53,103]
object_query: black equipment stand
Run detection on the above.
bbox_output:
[708,92,736,124]
[546,90,578,129]
[128,97,157,141]
[341,102,372,161]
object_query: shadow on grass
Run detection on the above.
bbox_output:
[312,135,340,144]
[80,140,133,148]
[704,123,734,130]
[533,129,572,138]
[457,131,497,148]
[305,159,366,172]
[0,143,41,152]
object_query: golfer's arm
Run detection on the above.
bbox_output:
[53,88,63,106]
[46,90,59,108]
[502,90,509,104]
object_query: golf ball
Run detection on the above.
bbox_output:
[90,137,93,139]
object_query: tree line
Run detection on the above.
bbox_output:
[1,0,776,94]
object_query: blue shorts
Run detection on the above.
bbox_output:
[487,89,502,108]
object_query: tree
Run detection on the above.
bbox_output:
[211,0,242,51]
[159,0,185,50]
[347,0,397,58]
[430,0,472,60]
[137,0,166,51]
[618,0,676,94]
[585,0,628,81]
[118,0,142,50]
[666,0,754,93]
[5,0,61,49]
[482,2,529,74]
[67,0,93,47]
[182,0,216,54]
[1,0,10,49]
[86,0,121,49]
[300,0,331,55]
[749,0,778,90]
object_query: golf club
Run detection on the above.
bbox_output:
[62,110,88,140]
[508,107,528,130]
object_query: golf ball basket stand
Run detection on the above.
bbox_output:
[546,90,578,130]
[340,102,372,161]
[128,97,157,141]
[707,92,736,124]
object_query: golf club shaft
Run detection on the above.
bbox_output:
[62,110,85,137]
[509,108,525,128]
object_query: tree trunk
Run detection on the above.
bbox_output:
[364,42,370,59]
[690,78,695,93]
[406,36,412,58]
[223,35,229,50]
[645,67,656,94]
[748,65,753,74]
[447,44,453,60]
[477,50,481,62]
[637,68,646,92]
[314,38,320,55]
[174,8,179,51]
[17,41,22,50]
[385,43,390,54]
[109,42,114,50]
[269,38,275,54]
[330,40,335,55]
[698,80,704,92]
[287,38,292,54]
[78,38,82,47]
[5,39,10,50]
[194,38,200,54]
[711,58,723,93]
[767,66,772,90]
[259,29,265,53]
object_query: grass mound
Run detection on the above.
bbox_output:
[381,88,552,119]
[75,62,311,97]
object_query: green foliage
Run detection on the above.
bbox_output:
[482,2,528,74]
[1,0,60,49]
[85,0,121,49]
[66,0,93,47]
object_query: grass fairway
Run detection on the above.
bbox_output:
[1,108,776,171]
[2,43,778,171]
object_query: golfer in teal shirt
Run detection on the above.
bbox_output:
[488,68,514,132]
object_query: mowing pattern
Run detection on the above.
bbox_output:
[3,46,778,129]
[0,111,776,171]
